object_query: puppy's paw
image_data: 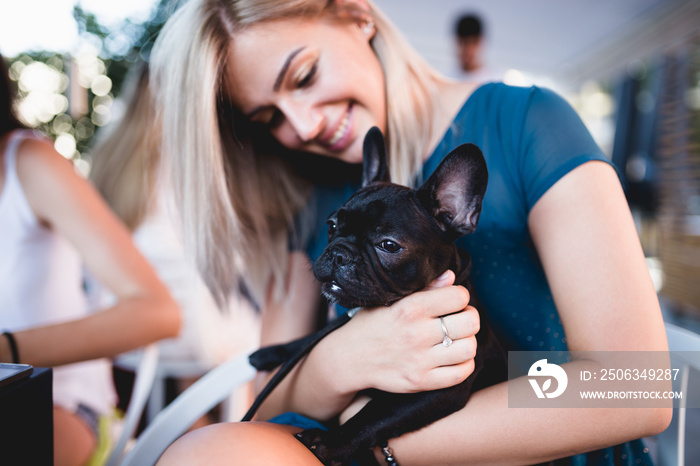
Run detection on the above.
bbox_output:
[295,428,352,466]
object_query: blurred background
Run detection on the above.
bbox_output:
[1,0,698,328]
[1,0,699,462]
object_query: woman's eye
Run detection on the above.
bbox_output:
[378,240,401,253]
[327,221,337,239]
[267,109,283,128]
[250,109,283,129]
[296,63,317,89]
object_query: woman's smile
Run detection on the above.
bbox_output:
[323,102,354,152]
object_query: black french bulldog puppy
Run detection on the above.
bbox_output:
[288,127,507,465]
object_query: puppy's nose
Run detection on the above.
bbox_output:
[332,248,350,266]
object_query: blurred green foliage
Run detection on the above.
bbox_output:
[7,0,177,158]
[72,0,175,98]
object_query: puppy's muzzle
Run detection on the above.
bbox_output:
[313,242,356,283]
[330,246,352,267]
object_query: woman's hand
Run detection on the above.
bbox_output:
[257,266,480,421]
[339,270,480,394]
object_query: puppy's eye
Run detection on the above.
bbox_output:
[327,220,337,239]
[378,240,402,253]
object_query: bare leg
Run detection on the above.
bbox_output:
[53,406,97,466]
[157,422,323,466]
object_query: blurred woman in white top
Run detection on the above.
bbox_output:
[0,53,180,466]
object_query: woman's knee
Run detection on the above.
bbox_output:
[53,407,96,466]
[157,422,322,465]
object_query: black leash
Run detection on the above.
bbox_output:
[241,307,359,422]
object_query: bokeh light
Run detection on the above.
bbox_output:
[9,47,117,158]
[54,132,77,159]
[76,52,106,88]
[91,75,112,96]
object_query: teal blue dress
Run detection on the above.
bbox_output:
[276,83,653,466]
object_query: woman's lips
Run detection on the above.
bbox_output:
[325,103,354,152]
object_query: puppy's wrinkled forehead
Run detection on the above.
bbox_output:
[335,184,431,235]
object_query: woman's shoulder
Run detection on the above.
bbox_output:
[14,131,88,220]
[466,82,541,111]
[15,133,74,186]
[450,83,570,136]
[435,83,539,142]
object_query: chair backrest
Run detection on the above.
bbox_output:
[655,322,700,466]
[106,343,160,466]
[118,353,257,466]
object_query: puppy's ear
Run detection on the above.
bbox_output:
[416,143,488,240]
[362,127,389,187]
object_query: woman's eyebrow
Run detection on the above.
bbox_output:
[273,46,305,92]
[245,46,306,119]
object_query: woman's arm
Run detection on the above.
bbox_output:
[530,161,667,353]
[0,138,180,367]
[374,161,672,465]
[256,252,480,421]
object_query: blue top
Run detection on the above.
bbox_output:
[288,83,652,465]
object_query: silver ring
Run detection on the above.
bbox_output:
[439,316,453,347]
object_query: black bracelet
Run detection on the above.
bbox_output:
[380,441,399,466]
[2,331,20,364]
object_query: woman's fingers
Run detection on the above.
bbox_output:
[355,282,480,393]
[414,358,477,392]
[423,270,456,290]
[436,305,481,342]
[398,282,471,320]
[427,306,479,368]
[429,333,477,366]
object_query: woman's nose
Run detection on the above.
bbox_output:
[280,101,324,143]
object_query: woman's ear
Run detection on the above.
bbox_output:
[333,0,375,39]
[361,17,375,38]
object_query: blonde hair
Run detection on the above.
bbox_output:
[149,0,446,306]
[89,63,159,231]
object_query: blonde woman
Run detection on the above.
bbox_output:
[0,54,181,466]
[149,0,671,464]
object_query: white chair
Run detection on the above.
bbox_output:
[106,343,160,466]
[652,322,700,466]
[113,354,212,423]
[118,354,257,466]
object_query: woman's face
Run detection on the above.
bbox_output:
[224,15,386,164]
